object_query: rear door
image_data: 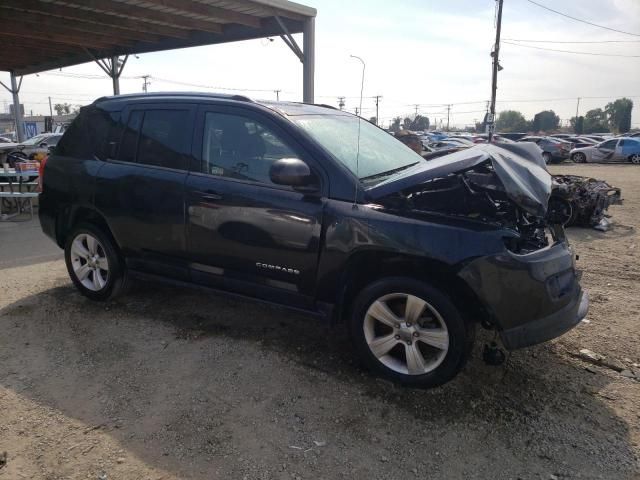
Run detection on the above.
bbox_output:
[591,139,618,162]
[94,103,196,279]
[184,105,327,308]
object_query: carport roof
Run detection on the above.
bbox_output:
[0,0,316,76]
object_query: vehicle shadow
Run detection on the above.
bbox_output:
[566,222,635,244]
[0,282,637,479]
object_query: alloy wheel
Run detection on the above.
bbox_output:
[363,293,449,375]
[631,154,640,164]
[70,233,109,291]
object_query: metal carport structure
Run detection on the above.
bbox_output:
[0,0,316,141]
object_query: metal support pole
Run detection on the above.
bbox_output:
[111,56,120,95]
[488,0,504,141]
[302,17,315,103]
[10,73,25,142]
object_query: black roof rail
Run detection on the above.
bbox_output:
[94,92,254,103]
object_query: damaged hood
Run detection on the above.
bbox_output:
[365,143,552,217]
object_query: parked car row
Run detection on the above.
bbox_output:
[0,133,62,164]
[396,129,640,165]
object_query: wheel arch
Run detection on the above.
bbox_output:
[56,206,119,252]
[333,251,490,327]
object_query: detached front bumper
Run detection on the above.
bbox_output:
[458,240,589,350]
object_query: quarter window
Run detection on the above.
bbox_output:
[201,112,298,186]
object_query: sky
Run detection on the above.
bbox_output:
[1,0,639,129]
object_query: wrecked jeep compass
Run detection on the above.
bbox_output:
[40,94,588,388]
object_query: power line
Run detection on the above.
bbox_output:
[525,0,640,37]
[503,40,640,57]
[503,37,640,44]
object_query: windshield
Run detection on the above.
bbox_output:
[22,134,47,146]
[291,114,424,183]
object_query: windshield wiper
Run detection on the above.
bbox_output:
[360,162,420,183]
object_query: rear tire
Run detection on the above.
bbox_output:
[64,223,128,301]
[349,277,474,388]
[542,152,552,164]
[572,152,586,163]
[630,154,640,164]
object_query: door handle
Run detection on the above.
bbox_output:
[194,191,223,201]
[202,193,222,201]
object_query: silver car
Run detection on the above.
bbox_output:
[570,137,640,164]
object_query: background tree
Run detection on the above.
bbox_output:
[605,98,633,134]
[496,110,528,132]
[570,116,584,134]
[54,103,72,115]
[390,117,402,132]
[583,108,608,133]
[402,117,412,130]
[368,116,377,125]
[532,110,560,132]
[410,115,430,131]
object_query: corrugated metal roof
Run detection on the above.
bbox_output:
[0,0,316,75]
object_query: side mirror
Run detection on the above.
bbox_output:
[270,158,317,191]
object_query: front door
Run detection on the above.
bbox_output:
[185,105,326,308]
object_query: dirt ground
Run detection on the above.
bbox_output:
[1,163,639,480]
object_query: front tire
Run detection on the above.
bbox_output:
[630,154,640,164]
[349,277,474,388]
[64,223,128,301]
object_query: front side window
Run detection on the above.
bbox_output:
[290,114,422,184]
[201,112,298,186]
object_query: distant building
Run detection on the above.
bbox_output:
[0,112,77,139]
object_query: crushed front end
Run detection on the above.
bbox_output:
[369,144,589,350]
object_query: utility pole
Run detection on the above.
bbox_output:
[355,107,359,116]
[414,104,419,117]
[488,0,504,141]
[373,95,382,125]
[338,96,345,110]
[274,89,281,101]
[446,104,451,132]
[48,96,53,118]
[141,75,151,93]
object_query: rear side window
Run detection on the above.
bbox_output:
[118,110,143,163]
[136,110,190,169]
[116,109,189,170]
[599,139,618,150]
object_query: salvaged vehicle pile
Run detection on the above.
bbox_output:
[550,175,622,231]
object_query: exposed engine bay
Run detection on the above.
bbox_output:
[549,175,622,231]
[376,159,557,254]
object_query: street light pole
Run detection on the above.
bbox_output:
[488,0,504,141]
